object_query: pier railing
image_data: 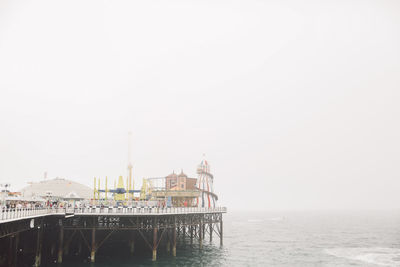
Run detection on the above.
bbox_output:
[65,206,227,215]
[0,207,50,221]
[0,206,227,222]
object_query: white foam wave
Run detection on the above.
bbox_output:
[247,217,284,223]
[324,247,400,266]
[267,217,284,221]
[247,219,263,223]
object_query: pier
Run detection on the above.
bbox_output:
[0,156,225,266]
[0,206,226,266]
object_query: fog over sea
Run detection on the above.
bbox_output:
[51,210,400,267]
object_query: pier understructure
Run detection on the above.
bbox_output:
[0,207,226,266]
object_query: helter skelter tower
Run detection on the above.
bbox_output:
[196,158,217,208]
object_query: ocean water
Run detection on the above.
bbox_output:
[52,211,400,266]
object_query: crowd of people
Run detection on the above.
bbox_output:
[1,201,44,210]
[1,200,87,210]
[2,199,194,211]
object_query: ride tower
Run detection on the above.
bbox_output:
[196,159,217,208]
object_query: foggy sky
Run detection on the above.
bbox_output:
[0,0,399,211]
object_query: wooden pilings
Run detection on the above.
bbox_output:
[57,226,64,263]
[91,228,96,263]
[190,225,193,245]
[64,230,75,256]
[13,233,19,267]
[8,235,13,267]
[130,233,135,255]
[51,243,55,258]
[209,223,213,242]
[199,217,203,249]
[166,230,171,252]
[152,228,158,261]
[220,219,223,247]
[34,226,43,267]
[172,219,177,257]
[78,241,82,255]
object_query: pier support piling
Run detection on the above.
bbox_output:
[220,219,223,247]
[130,239,135,255]
[78,241,82,255]
[152,227,158,261]
[13,233,19,267]
[172,221,177,257]
[35,226,43,267]
[8,235,13,267]
[91,228,96,263]
[129,230,135,255]
[51,243,55,257]
[190,225,193,245]
[209,223,213,243]
[166,230,170,252]
[199,220,203,249]
[57,227,64,263]
[64,230,75,256]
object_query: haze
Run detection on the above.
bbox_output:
[0,0,399,211]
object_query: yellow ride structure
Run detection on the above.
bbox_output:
[93,175,135,203]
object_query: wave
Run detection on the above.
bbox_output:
[324,247,400,266]
[266,217,284,221]
[247,219,263,223]
[247,217,284,223]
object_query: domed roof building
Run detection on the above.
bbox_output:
[20,177,92,200]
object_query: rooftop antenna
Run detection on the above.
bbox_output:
[128,131,133,199]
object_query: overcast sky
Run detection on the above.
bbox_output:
[0,0,399,211]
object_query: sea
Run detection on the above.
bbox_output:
[50,210,400,267]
